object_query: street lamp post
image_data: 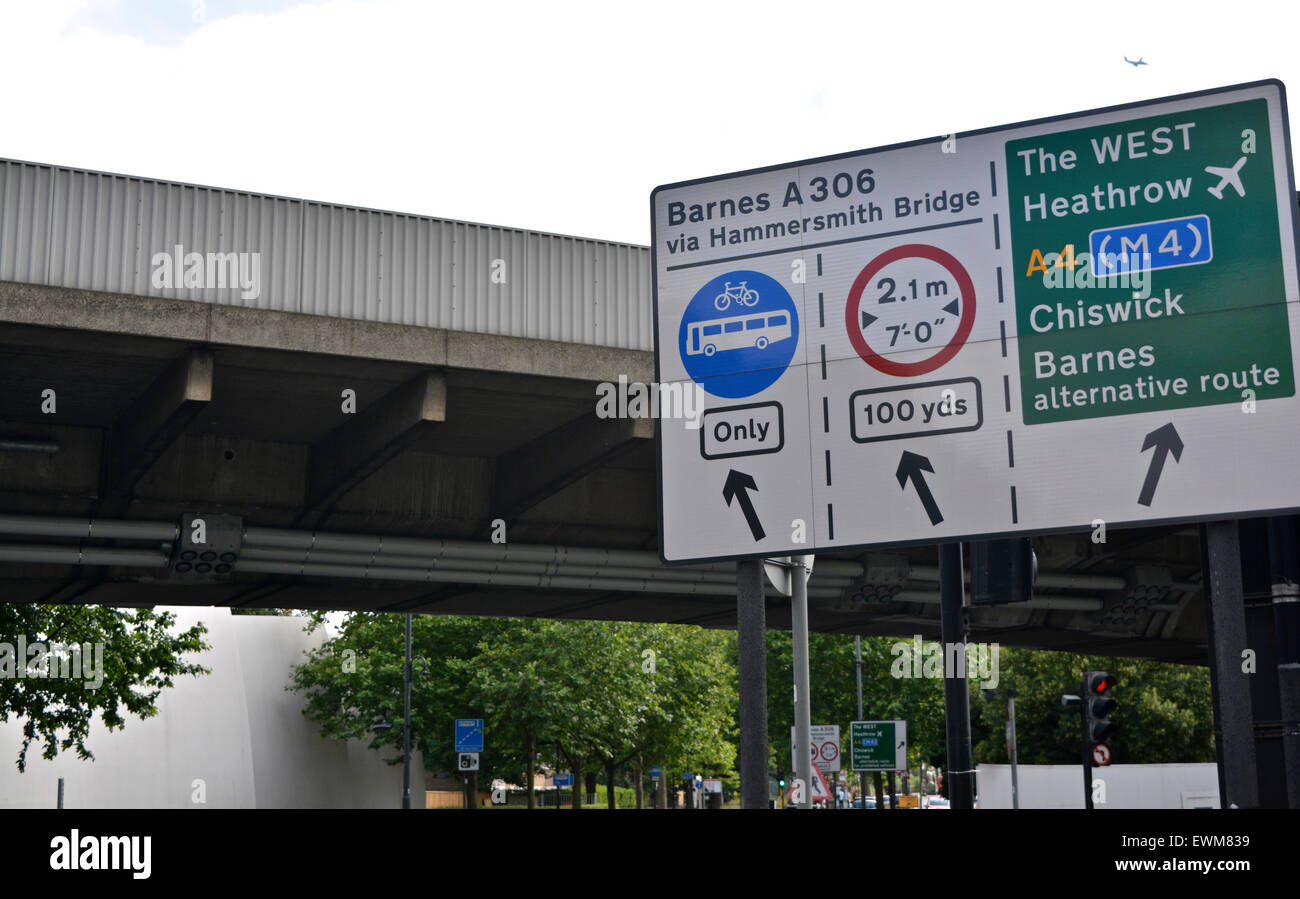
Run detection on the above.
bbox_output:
[402,612,412,810]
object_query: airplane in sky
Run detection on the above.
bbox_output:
[1124,56,1148,67]
[1205,157,1248,199]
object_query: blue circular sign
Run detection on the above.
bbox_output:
[677,270,799,398]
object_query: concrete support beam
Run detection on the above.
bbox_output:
[492,413,653,522]
[101,349,214,514]
[0,282,654,384]
[299,372,446,526]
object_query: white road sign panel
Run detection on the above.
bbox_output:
[652,81,1300,563]
[792,723,841,773]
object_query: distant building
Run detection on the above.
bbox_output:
[0,606,423,808]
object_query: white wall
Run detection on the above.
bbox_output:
[977,763,1220,809]
[0,606,423,808]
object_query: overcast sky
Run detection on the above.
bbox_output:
[2,0,1295,245]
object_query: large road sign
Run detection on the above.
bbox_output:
[851,720,907,772]
[651,80,1300,563]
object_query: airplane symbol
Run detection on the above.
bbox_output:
[1123,56,1148,67]
[1205,157,1248,199]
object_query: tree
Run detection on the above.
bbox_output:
[0,604,209,772]
[458,617,587,808]
[635,625,737,803]
[972,648,1213,765]
[763,630,947,787]
[290,613,739,808]
[290,612,505,775]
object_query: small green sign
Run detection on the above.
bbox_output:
[851,720,906,772]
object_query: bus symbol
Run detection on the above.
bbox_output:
[686,311,792,357]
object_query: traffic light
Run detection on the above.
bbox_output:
[970,538,1036,605]
[777,766,786,790]
[1082,671,1118,763]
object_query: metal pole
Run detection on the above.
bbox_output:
[1267,516,1300,809]
[1081,691,1093,810]
[736,559,769,809]
[791,556,813,808]
[57,777,64,809]
[402,612,412,810]
[855,635,864,720]
[1008,691,1019,810]
[1201,521,1260,808]
[855,635,864,809]
[939,542,975,809]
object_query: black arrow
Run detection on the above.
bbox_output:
[1138,422,1183,507]
[861,310,877,329]
[896,451,943,525]
[942,298,960,317]
[722,469,765,541]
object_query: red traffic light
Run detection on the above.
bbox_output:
[1084,671,1117,694]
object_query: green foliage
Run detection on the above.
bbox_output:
[0,604,209,772]
[290,611,1214,793]
[764,631,947,770]
[289,614,738,788]
[972,648,1214,764]
[762,629,1212,773]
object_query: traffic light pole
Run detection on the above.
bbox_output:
[939,542,975,809]
[1079,692,1094,810]
[1007,691,1019,810]
[402,612,412,810]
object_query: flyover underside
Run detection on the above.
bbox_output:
[0,282,1210,663]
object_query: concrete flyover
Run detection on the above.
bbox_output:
[0,157,1216,662]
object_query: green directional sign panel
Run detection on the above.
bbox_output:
[850,720,907,772]
[1007,98,1293,424]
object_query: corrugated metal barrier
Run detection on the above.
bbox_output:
[0,158,653,351]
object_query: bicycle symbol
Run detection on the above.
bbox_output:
[714,281,760,311]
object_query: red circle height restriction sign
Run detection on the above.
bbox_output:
[844,243,977,377]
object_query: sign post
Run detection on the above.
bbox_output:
[655,82,1298,812]
[850,720,908,773]
[735,560,768,809]
[454,719,484,811]
[790,556,813,808]
[553,772,573,809]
